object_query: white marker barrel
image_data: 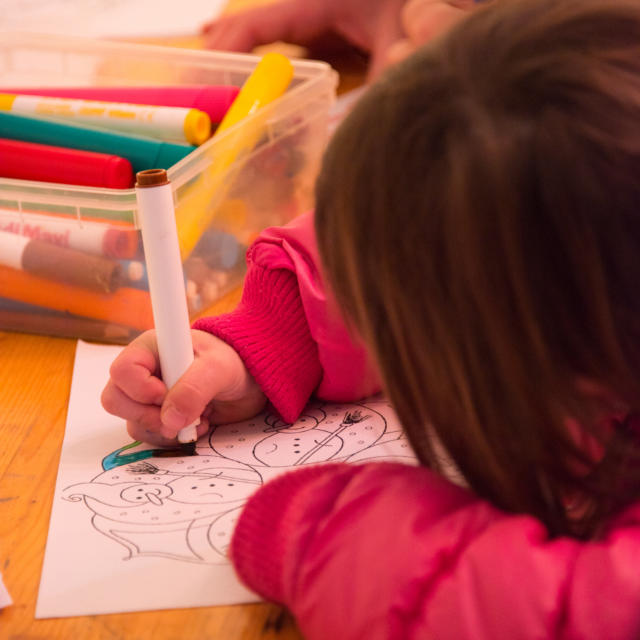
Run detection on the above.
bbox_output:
[135,168,198,443]
[0,209,138,258]
[0,94,211,145]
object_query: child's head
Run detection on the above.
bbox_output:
[315,0,640,537]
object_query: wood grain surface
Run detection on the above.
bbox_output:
[0,2,366,634]
[0,287,305,639]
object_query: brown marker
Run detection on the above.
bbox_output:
[0,308,135,343]
[0,228,122,293]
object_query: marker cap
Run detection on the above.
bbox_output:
[136,168,170,187]
[0,93,16,110]
[102,155,134,189]
[183,108,211,145]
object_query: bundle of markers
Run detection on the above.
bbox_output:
[0,210,243,342]
[0,84,241,188]
[0,52,297,343]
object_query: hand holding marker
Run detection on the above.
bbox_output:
[135,168,198,444]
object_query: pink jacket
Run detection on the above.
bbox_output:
[194,214,640,640]
[194,211,380,422]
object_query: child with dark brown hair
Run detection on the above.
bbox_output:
[103,0,640,636]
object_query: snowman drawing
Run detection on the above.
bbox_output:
[62,454,260,563]
[63,399,415,565]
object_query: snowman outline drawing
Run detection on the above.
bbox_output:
[62,399,415,565]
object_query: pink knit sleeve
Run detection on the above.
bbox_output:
[192,263,322,422]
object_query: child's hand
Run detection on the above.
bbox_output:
[201,0,407,79]
[386,0,477,66]
[101,329,267,446]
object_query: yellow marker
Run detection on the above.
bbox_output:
[175,52,294,258]
[216,52,294,135]
[0,93,211,146]
[0,94,16,110]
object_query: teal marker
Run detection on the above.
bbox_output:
[0,111,195,174]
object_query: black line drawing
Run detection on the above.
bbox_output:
[62,399,416,565]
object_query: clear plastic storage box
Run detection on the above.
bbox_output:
[0,32,337,342]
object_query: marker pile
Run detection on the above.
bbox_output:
[0,54,300,343]
[0,85,240,188]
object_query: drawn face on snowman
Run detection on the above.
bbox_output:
[63,457,260,527]
[62,454,262,564]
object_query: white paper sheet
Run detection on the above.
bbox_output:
[1,0,226,39]
[0,573,12,608]
[37,340,416,618]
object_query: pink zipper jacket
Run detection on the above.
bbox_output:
[195,213,640,639]
[232,462,640,639]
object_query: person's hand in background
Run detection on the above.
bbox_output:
[202,0,478,79]
[202,0,407,79]
[386,0,477,66]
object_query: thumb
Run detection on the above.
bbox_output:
[158,356,225,439]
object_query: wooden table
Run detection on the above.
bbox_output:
[0,11,367,640]
[0,289,311,639]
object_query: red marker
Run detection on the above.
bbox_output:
[0,138,133,188]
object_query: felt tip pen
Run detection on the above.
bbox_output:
[0,228,123,293]
[0,111,194,174]
[0,93,211,146]
[0,137,133,189]
[0,208,139,259]
[176,52,294,259]
[0,264,153,330]
[0,300,135,342]
[135,168,198,444]
[0,85,240,125]
[215,52,294,136]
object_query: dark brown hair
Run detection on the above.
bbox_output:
[315,0,640,538]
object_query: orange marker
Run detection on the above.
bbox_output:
[0,265,153,330]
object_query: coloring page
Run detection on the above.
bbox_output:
[36,341,416,617]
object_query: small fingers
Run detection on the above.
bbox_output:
[102,379,163,432]
[402,0,474,45]
[202,1,329,52]
[202,16,263,51]
[108,332,166,406]
[158,355,227,437]
[101,381,209,446]
[126,417,210,447]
